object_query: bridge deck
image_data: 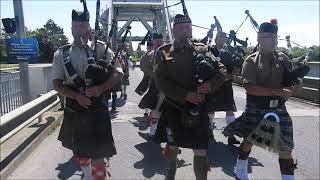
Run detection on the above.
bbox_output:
[6,67,320,180]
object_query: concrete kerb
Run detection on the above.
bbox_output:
[0,109,64,180]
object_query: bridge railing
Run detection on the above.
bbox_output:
[0,71,23,115]
[0,90,59,144]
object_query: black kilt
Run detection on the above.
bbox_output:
[58,100,117,158]
[135,75,151,96]
[138,79,159,109]
[207,80,237,112]
[154,101,210,149]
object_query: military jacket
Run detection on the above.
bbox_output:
[52,40,122,85]
[242,50,292,88]
[140,50,154,77]
[154,40,227,104]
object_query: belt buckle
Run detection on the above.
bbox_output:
[269,100,279,108]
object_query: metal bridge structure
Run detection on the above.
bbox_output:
[99,0,173,48]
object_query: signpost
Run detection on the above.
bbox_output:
[6,38,38,63]
[13,0,31,104]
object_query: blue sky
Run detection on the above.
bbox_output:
[1,0,319,49]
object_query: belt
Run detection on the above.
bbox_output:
[65,98,105,112]
[246,95,284,109]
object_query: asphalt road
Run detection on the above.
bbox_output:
[9,66,320,180]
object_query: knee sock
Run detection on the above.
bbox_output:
[279,158,296,180]
[164,147,178,180]
[74,157,91,179]
[193,156,208,180]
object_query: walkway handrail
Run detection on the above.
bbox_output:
[0,90,59,144]
[0,90,58,127]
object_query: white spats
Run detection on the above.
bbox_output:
[234,159,249,180]
[82,164,92,180]
[281,175,295,180]
[149,123,157,136]
[208,112,215,128]
[226,115,236,125]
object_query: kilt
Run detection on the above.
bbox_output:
[122,76,130,86]
[138,79,159,109]
[154,101,210,149]
[58,100,117,158]
[223,96,294,152]
[206,80,237,112]
[135,75,151,96]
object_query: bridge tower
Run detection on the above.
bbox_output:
[99,0,173,48]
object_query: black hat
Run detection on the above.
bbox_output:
[173,14,192,26]
[258,19,278,33]
[72,9,90,22]
[153,32,163,40]
[147,41,153,47]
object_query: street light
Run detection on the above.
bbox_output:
[2,18,16,34]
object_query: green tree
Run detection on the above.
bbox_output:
[0,32,8,63]
[291,46,307,58]
[27,19,68,63]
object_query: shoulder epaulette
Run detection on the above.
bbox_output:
[159,43,172,51]
[193,42,206,47]
[58,44,71,50]
[245,52,259,62]
[276,49,292,59]
[96,40,106,45]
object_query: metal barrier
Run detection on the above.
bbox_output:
[0,90,59,144]
[0,71,23,115]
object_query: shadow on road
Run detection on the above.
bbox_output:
[55,156,81,180]
[0,117,54,171]
[131,116,149,131]
[207,141,264,178]
[134,132,190,179]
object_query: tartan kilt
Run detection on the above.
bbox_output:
[58,108,117,158]
[154,101,210,149]
[223,104,294,152]
[206,80,237,112]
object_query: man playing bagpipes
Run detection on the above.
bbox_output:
[137,32,165,138]
[136,40,154,116]
[52,2,123,179]
[223,19,303,180]
[153,14,228,180]
[119,43,133,100]
[207,31,241,145]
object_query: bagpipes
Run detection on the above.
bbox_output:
[278,36,311,87]
[139,32,152,46]
[239,10,311,87]
[184,39,220,127]
[205,15,246,74]
[83,0,113,87]
[173,0,219,127]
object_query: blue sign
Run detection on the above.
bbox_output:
[6,38,39,63]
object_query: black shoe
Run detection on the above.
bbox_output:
[177,148,182,154]
[111,106,116,111]
[208,129,215,140]
[228,136,240,145]
[124,94,127,100]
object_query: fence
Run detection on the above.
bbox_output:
[0,72,23,115]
